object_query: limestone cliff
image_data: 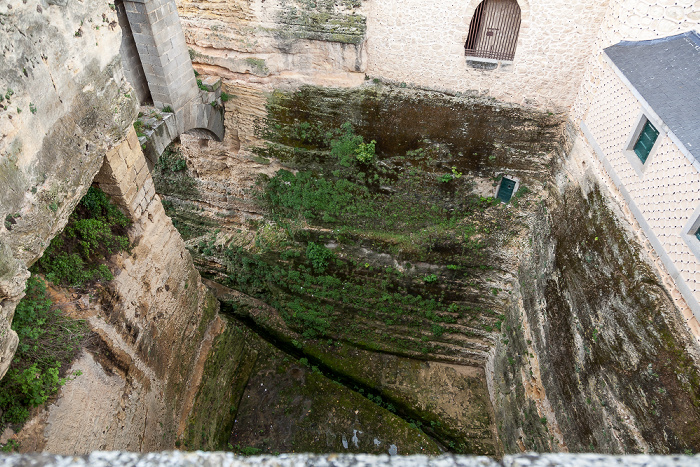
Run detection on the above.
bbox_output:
[0,0,228,453]
[179,0,368,87]
[0,0,136,378]
[158,82,700,455]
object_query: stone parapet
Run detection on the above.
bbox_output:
[2,452,700,466]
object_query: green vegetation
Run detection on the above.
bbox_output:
[32,186,131,287]
[133,120,145,137]
[188,119,515,352]
[153,145,198,199]
[0,276,88,437]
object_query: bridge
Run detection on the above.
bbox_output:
[114,0,224,164]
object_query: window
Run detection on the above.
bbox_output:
[622,112,664,178]
[633,119,659,164]
[496,176,518,203]
[465,0,521,62]
[682,204,700,261]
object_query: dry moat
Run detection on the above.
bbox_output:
[2,79,700,457]
[144,84,700,455]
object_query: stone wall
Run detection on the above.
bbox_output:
[16,131,222,453]
[122,0,199,110]
[364,0,611,110]
[0,0,137,378]
[579,59,700,336]
[3,451,700,466]
[566,0,700,341]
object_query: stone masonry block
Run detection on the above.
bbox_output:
[130,187,146,213]
[127,129,141,151]
[123,183,139,207]
[124,1,146,14]
[133,155,147,177]
[97,183,124,199]
[143,178,155,198]
[200,76,221,92]
[132,32,156,48]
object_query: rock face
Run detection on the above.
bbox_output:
[0,0,228,452]
[15,132,223,453]
[158,81,700,455]
[179,0,368,87]
[0,0,137,378]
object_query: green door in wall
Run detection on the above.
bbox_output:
[497,177,516,203]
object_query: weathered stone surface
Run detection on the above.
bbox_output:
[0,0,138,378]
[1,452,700,466]
[179,0,367,88]
[15,132,223,453]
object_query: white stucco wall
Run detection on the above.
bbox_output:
[364,0,612,110]
[580,59,700,336]
[568,0,700,338]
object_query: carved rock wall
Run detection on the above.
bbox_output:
[0,0,137,378]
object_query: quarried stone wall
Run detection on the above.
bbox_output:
[0,0,137,379]
[178,0,368,88]
[15,130,223,453]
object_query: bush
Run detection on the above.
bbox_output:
[0,276,88,430]
[306,242,334,273]
[33,186,131,287]
[329,122,376,166]
[355,140,376,164]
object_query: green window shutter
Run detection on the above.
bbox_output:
[497,177,516,203]
[695,229,700,242]
[633,120,659,164]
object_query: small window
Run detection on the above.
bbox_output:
[496,176,518,203]
[633,119,659,164]
[681,204,700,261]
[465,0,522,62]
[622,112,664,178]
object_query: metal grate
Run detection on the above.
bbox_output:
[465,0,521,62]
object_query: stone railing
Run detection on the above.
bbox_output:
[0,452,699,466]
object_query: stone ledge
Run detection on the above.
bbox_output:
[0,452,699,466]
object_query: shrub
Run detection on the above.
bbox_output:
[330,122,364,167]
[355,140,376,164]
[306,242,334,273]
[33,186,131,287]
[0,276,88,430]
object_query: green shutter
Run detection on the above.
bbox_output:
[695,229,700,242]
[633,120,659,164]
[497,177,516,203]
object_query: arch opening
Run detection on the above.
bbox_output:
[465,0,521,62]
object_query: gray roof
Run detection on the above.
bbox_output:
[604,31,700,161]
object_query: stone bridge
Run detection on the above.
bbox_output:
[115,0,224,165]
